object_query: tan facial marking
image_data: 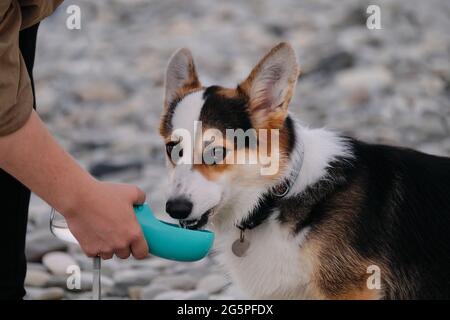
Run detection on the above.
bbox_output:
[193,163,231,181]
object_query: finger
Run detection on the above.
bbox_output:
[100,251,113,260]
[115,247,131,259]
[131,186,146,205]
[130,232,149,260]
[84,248,98,258]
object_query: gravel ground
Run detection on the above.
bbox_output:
[25,0,450,299]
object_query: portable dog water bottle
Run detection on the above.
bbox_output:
[134,203,214,261]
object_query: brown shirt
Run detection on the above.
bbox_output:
[0,0,62,136]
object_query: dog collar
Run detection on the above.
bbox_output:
[271,142,304,199]
[238,151,304,229]
[242,135,304,226]
[232,138,304,257]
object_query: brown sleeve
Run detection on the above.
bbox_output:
[0,0,34,136]
[20,0,63,30]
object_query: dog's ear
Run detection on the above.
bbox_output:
[239,42,299,128]
[164,48,201,108]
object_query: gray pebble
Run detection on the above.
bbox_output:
[197,274,230,294]
[180,290,209,300]
[26,229,67,262]
[25,269,52,287]
[113,269,159,296]
[42,251,78,276]
[141,283,170,300]
[152,274,197,290]
[25,287,65,300]
[128,286,143,300]
[153,290,186,300]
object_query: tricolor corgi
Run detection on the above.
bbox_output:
[158,42,450,299]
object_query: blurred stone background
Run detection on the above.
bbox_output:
[25,0,450,299]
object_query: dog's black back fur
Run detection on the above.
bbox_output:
[349,141,450,298]
[275,138,450,299]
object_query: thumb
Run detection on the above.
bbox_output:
[130,185,146,205]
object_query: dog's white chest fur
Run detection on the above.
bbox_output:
[215,216,316,299]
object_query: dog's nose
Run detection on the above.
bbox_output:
[165,198,193,220]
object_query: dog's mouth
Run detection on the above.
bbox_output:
[179,208,215,230]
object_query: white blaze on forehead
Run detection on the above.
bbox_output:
[171,90,205,135]
[167,89,223,220]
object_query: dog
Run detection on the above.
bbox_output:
[158,42,450,299]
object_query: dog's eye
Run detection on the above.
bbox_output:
[204,146,227,165]
[166,142,183,163]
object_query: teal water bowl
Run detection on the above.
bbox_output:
[134,203,214,262]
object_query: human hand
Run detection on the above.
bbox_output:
[63,179,149,260]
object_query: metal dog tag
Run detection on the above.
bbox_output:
[232,230,250,257]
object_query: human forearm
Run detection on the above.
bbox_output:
[0,110,94,215]
[0,110,149,259]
